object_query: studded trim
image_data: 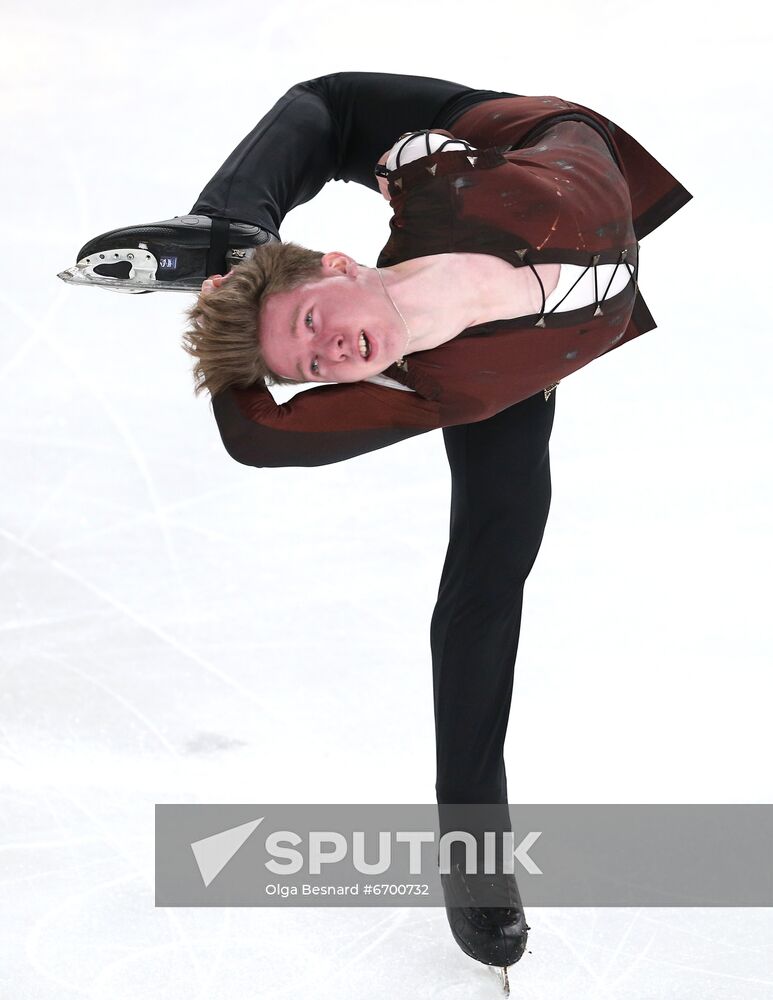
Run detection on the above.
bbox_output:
[514,246,638,329]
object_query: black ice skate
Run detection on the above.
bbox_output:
[56,215,277,294]
[440,852,530,997]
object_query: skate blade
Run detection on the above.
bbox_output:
[488,963,510,997]
[57,247,201,294]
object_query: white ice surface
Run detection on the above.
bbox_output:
[2,1,772,997]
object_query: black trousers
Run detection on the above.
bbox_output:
[188,73,556,808]
[432,390,554,807]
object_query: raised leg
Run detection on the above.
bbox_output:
[187,72,518,235]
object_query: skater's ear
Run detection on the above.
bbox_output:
[320,251,357,276]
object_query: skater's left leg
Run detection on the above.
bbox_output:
[431,388,556,809]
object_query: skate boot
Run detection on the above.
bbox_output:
[440,850,530,997]
[56,215,277,294]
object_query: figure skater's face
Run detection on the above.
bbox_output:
[259,252,408,383]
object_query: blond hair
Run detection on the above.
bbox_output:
[181,240,325,397]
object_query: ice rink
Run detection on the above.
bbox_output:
[2,1,772,996]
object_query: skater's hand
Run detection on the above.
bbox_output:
[376,129,461,202]
[200,269,234,297]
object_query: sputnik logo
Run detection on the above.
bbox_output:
[191,817,264,887]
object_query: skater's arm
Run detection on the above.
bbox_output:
[375,128,473,201]
[211,379,444,469]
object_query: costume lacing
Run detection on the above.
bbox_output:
[377,131,640,401]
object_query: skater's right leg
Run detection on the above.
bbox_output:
[59,72,519,292]
[186,81,337,240]
[187,71,519,236]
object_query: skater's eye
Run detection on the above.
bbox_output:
[305,310,320,378]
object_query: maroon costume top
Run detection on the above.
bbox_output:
[213,94,692,467]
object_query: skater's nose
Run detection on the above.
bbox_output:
[320,328,357,364]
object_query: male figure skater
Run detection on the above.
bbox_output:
[58,71,692,983]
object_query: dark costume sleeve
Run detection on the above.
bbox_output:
[191,72,508,469]
[211,378,445,469]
